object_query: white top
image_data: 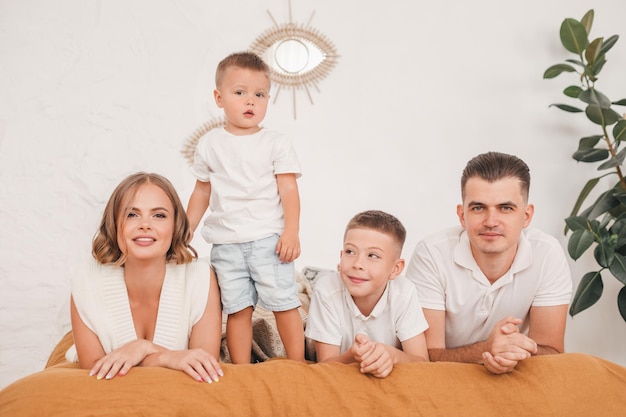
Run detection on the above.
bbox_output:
[405,226,573,348]
[305,271,429,354]
[65,258,211,362]
[190,128,301,244]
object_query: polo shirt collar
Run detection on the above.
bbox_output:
[343,282,391,320]
[454,229,533,285]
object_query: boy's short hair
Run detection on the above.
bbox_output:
[345,210,406,251]
[92,172,197,266]
[215,51,270,87]
[461,151,531,202]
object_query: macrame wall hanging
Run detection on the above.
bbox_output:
[181,1,339,165]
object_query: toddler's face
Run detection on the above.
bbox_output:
[338,228,404,303]
[214,66,270,135]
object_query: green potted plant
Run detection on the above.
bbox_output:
[543,9,626,321]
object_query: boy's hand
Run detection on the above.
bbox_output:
[351,334,394,378]
[276,230,301,263]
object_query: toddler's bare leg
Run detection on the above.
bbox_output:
[226,307,253,364]
[274,308,305,361]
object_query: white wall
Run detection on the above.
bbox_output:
[1,0,625,389]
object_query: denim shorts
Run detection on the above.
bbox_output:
[210,234,301,314]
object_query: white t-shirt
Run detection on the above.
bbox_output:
[190,128,301,244]
[305,271,429,354]
[66,258,211,362]
[405,226,572,348]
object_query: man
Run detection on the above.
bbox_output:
[406,151,572,374]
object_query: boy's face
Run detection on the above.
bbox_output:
[339,227,404,306]
[214,66,270,135]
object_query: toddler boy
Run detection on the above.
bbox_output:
[187,52,304,363]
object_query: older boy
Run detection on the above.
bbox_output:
[306,210,429,378]
[406,152,572,374]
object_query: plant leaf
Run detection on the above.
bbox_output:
[568,229,596,259]
[585,105,622,126]
[613,193,626,207]
[560,18,590,54]
[569,271,603,316]
[598,147,626,170]
[587,189,620,219]
[590,56,607,77]
[580,9,594,34]
[599,34,619,56]
[543,64,576,79]
[610,215,626,249]
[565,216,596,232]
[563,85,583,98]
[579,88,612,108]
[565,178,601,234]
[608,204,626,220]
[550,103,583,113]
[572,148,609,162]
[618,286,626,321]
[577,135,603,149]
[612,98,626,106]
[585,37,603,67]
[565,59,584,67]
[594,238,615,267]
[614,120,626,142]
[609,254,626,285]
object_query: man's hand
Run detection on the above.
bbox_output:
[483,316,537,374]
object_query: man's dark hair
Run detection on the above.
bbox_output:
[461,151,530,201]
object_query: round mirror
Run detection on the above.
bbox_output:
[274,39,309,74]
[250,18,339,118]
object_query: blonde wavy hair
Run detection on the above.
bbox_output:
[92,172,197,266]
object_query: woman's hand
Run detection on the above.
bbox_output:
[90,341,224,383]
[90,339,158,380]
[153,348,223,383]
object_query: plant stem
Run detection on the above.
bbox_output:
[603,126,626,190]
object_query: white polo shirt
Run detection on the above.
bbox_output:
[405,226,572,349]
[305,271,429,354]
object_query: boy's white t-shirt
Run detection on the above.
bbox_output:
[191,128,301,244]
[305,271,429,354]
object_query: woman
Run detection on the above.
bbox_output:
[68,172,223,383]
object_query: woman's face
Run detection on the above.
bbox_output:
[117,183,175,264]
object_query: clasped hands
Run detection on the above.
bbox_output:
[89,339,223,383]
[482,316,537,374]
[350,333,394,378]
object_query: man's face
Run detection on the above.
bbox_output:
[457,176,534,262]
